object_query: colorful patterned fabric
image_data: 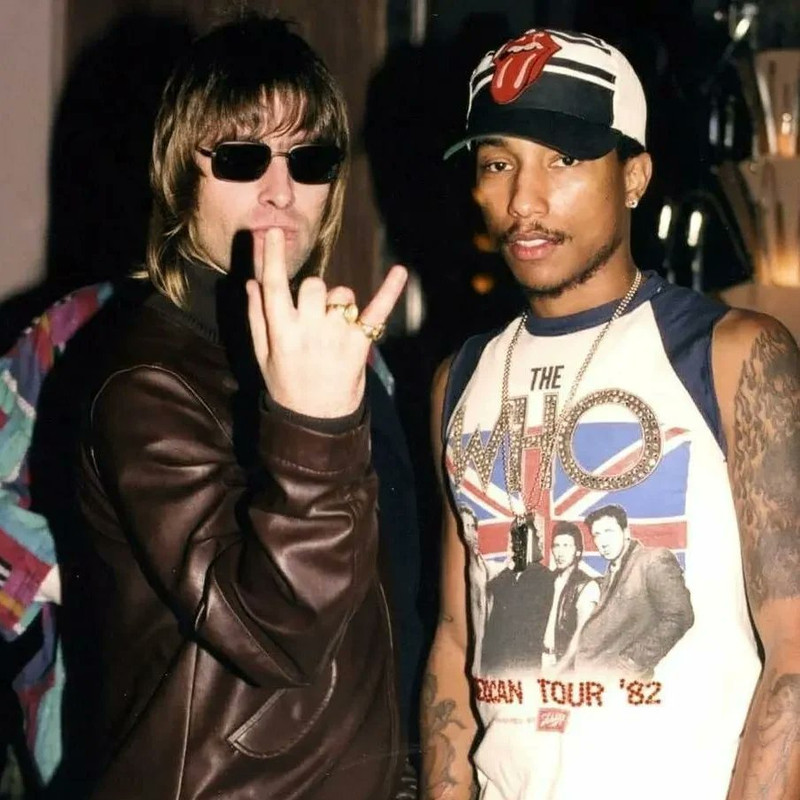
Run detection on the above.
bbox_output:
[0,282,113,783]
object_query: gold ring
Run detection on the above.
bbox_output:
[354,318,386,342]
[326,302,359,324]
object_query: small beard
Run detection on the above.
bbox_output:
[514,229,624,300]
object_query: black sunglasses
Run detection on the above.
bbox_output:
[197,141,343,184]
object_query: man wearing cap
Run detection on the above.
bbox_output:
[75,16,416,800]
[422,26,800,800]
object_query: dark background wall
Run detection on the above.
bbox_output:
[3,0,782,348]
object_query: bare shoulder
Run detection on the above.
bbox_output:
[717,308,800,614]
[713,307,798,369]
[432,354,455,400]
[430,354,456,439]
[712,308,799,436]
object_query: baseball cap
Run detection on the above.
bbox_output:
[444,28,647,161]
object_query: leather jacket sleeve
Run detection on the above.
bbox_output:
[84,365,379,688]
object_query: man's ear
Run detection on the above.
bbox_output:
[624,152,653,203]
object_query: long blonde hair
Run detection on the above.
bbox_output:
[145,16,349,306]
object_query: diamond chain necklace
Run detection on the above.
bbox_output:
[500,270,643,546]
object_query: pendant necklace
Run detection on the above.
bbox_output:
[501,270,643,563]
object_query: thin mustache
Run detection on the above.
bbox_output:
[501,223,570,245]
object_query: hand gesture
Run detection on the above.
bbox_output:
[246,228,407,418]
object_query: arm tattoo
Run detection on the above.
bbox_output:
[421,672,474,799]
[741,670,800,799]
[731,324,800,612]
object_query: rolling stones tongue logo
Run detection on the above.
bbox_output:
[491,30,561,104]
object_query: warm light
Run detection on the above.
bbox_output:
[404,270,426,333]
[737,156,800,288]
[409,0,427,45]
[473,232,495,253]
[471,272,496,295]
[708,103,720,145]
[733,17,751,41]
[657,204,673,240]
[687,211,704,247]
[769,246,800,288]
[724,98,736,149]
[778,112,796,157]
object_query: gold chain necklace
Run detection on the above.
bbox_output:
[500,270,643,570]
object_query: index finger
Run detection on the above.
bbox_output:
[357,265,409,328]
[259,228,294,325]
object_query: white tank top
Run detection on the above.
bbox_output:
[444,273,761,800]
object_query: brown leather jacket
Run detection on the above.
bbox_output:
[78,268,402,799]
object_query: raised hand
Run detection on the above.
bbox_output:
[246,228,407,418]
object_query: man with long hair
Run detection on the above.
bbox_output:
[77,16,410,799]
